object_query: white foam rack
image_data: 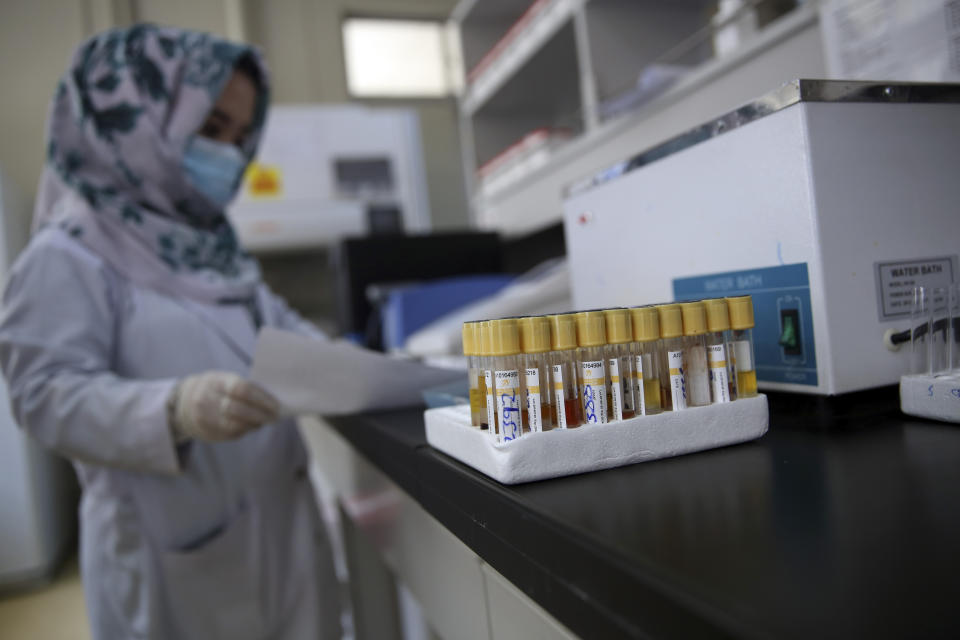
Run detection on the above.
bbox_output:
[900,374,960,424]
[424,395,769,484]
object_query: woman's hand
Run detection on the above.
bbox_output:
[169,371,281,441]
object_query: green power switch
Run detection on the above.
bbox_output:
[779,310,802,355]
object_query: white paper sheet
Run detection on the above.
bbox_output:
[820,0,960,82]
[249,328,464,416]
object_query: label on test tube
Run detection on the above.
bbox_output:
[608,358,623,421]
[552,364,567,429]
[484,370,496,436]
[525,368,543,433]
[708,344,731,403]
[580,360,608,424]
[633,354,647,416]
[733,340,753,371]
[668,350,687,410]
[495,370,522,442]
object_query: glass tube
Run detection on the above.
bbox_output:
[680,302,711,407]
[629,306,662,416]
[950,283,960,373]
[911,286,931,375]
[575,311,608,424]
[603,308,635,422]
[726,296,757,398]
[462,322,483,427]
[657,304,685,411]
[930,286,951,375]
[490,318,523,442]
[547,314,582,428]
[703,298,733,403]
[518,316,553,432]
[479,321,496,435]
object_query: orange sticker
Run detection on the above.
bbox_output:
[245,163,282,197]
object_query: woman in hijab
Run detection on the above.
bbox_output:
[0,25,340,639]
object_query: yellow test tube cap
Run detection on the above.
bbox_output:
[703,298,731,333]
[726,295,755,330]
[548,314,578,351]
[489,318,520,356]
[629,307,660,342]
[679,302,708,336]
[575,311,607,347]
[602,308,632,344]
[657,304,683,339]
[518,316,552,354]
[462,322,479,356]
[479,320,493,357]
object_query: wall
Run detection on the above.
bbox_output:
[0,0,469,237]
[0,0,90,225]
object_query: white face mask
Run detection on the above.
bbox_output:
[181,136,247,208]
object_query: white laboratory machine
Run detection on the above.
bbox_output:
[563,79,960,395]
[0,170,78,588]
[228,104,431,252]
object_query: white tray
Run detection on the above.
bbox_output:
[900,374,960,423]
[424,395,769,484]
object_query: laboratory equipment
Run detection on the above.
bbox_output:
[518,316,553,432]
[727,296,758,398]
[679,302,711,407]
[462,322,485,427]
[629,307,663,415]
[564,79,960,396]
[603,309,635,421]
[547,313,582,428]
[481,321,496,432]
[657,304,685,411]
[575,311,608,424]
[490,319,523,441]
[228,105,431,252]
[703,298,734,403]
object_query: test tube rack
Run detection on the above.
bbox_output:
[900,374,960,424]
[424,395,769,484]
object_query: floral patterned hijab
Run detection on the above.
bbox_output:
[34,24,269,303]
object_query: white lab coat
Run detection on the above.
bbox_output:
[0,228,341,640]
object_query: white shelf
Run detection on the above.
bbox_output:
[468,2,825,234]
[460,0,585,117]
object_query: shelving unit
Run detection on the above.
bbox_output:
[451,0,826,235]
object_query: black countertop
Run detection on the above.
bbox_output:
[326,398,960,639]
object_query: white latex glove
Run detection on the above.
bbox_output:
[168,371,281,442]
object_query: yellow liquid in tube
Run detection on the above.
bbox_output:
[643,379,661,412]
[737,369,758,397]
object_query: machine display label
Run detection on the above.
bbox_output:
[673,263,818,387]
[874,256,957,321]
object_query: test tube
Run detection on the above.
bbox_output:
[480,320,496,433]
[518,316,554,432]
[575,311,608,424]
[489,318,523,442]
[603,308,635,421]
[909,287,931,375]
[657,304,685,411]
[628,306,663,415]
[461,321,484,427]
[950,283,960,373]
[679,302,711,407]
[931,286,951,374]
[726,296,758,397]
[547,313,582,428]
[703,298,734,403]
